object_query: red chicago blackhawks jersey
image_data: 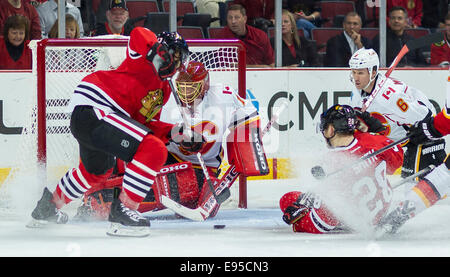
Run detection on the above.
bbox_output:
[281,132,404,234]
[433,74,450,136]
[67,27,174,142]
[430,36,450,66]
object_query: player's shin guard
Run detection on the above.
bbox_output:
[120,135,168,209]
[53,162,113,208]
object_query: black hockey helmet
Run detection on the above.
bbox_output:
[319,104,357,134]
[157,31,190,69]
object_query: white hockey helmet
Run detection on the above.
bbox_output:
[349,48,379,89]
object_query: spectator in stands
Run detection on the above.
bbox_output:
[421,0,448,30]
[233,0,274,32]
[324,12,371,67]
[430,12,450,67]
[0,0,41,40]
[373,6,427,67]
[36,0,84,38]
[221,4,274,67]
[48,13,80,39]
[271,9,319,67]
[197,0,227,28]
[284,0,321,39]
[388,0,423,28]
[0,14,32,69]
[92,0,133,36]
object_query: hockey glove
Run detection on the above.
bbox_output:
[147,42,176,80]
[355,110,386,133]
[169,124,206,153]
[408,114,443,145]
[282,192,317,225]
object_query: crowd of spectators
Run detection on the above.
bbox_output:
[0,0,449,70]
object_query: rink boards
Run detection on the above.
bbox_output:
[0,68,448,184]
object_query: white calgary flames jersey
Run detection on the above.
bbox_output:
[160,83,258,168]
[348,74,436,141]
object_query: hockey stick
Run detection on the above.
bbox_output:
[167,76,232,203]
[391,164,435,189]
[312,134,411,180]
[197,152,231,204]
[362,32,444,112]
[160,100,289,221]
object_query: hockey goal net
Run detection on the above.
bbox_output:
[1,37,248,212]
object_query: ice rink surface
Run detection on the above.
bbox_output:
[1,178,450,260]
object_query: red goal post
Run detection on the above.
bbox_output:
[29,37,249,208]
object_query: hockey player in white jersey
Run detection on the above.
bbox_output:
[347,48,447,181]
[376,70,450,235]
[75,61,269,220]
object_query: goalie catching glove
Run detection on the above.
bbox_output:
[169,124,206,153]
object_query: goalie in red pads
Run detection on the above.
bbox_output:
[280,105,404,233]
[77,60,269,221]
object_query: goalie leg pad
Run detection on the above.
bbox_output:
[226,119,269,176]
[148,162,200,213]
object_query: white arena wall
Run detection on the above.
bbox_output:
[0,68,448,184]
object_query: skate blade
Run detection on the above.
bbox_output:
[106,223,150,238]
[26,218,49,228]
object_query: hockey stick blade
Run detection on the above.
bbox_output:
[160,195,208,221]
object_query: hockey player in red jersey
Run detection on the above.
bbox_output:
[74,60,269,221]
[280,104,404,233]
[27,28,192,237]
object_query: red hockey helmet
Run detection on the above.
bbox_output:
[175,61,209,107]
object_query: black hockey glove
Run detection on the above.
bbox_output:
[147,42,176,80]
[355,110,386,133]
[282,192,317,225]
[407,114,443,145]
[169,124,206,153]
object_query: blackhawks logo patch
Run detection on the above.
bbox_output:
[434,40,445,47]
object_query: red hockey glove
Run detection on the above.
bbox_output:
[282,192,317,225]
[147,42,176,80]
[169,124,206,153]
[355,110,386,133]
[407,113,443,145]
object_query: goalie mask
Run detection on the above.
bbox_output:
[349,48,379,90]
[157,31,190,70]
[319,104,357,134]
[175,61,210,108]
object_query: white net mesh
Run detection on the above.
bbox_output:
[0,38,243,211]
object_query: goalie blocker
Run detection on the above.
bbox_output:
[227,117,270,176]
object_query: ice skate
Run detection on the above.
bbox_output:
[376,200,416,237]
[26,187,68,228]
[106,189,150,237]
